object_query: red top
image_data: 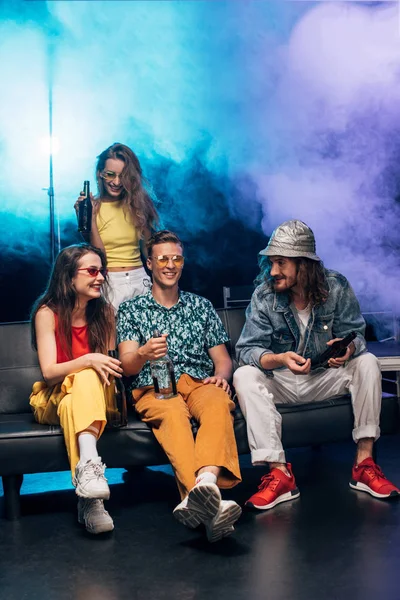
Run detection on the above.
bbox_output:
[54,313,90,363]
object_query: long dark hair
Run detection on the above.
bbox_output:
[31,244,114,358]
[256,255,329,307]
[96,142,159,237]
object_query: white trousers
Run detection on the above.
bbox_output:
[108,267,150,311]
[233,353,382,465]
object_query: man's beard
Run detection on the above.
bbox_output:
[273,276,297,292]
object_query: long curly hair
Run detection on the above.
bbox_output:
[96,142,159,238]
[31,244,114,358]
[256,255,329,307]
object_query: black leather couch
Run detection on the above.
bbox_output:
[0,308,399,520]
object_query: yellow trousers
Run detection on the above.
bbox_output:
[29,369,109,477]
[133,374,242,499]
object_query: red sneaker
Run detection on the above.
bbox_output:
[245,463,300,510]
[350,457,400,499]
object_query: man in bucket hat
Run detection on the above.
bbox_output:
[234,219,399,510]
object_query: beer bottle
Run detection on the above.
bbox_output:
[106,350,128,427]
[78,180,92,234]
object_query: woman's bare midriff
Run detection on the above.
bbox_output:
[108,265,142,272]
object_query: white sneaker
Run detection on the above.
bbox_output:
[173,481,221,528]
[73,457,110,500]
[173,496,203,529]
[205,500,242,543]
[77,498,114,534]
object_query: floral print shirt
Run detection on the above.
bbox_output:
[117,290,229,390]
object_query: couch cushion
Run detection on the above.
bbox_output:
[0,366,42,415]
[234,393,399,454]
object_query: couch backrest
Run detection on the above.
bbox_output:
[0,322,41,414]
[0,309,247,415]
[216,308,246,360]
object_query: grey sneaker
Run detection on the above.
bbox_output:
[173,482,221,529]
[77,498,114,534]
[73,457,110,500]
[205,500,242,543]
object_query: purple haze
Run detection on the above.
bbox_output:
[248,2,400,315]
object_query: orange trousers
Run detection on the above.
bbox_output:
[133,374,242,499]
[29,368,109,477]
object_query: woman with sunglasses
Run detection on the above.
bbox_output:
[75,143,159,310]
[29,243,123,535]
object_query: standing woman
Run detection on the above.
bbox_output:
[29,244,123,534]
[75,142,159,310]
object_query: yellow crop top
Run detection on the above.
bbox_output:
[96,201,142,268]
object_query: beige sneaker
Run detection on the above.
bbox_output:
[73,457,110,500]
[77,498,114,534]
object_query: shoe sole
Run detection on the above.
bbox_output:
[78,517,114,534]
[173,507,203,529]
[206,503,242,543]
[349,481,400,499]
[173,483,222,529]
[246,488,300,511]
[187,483,222,521]
[75,485,110,501]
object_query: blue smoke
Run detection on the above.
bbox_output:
[1,1,400,325]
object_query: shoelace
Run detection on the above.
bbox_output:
[361,463,385,481]
[356,462,399,493]
[86,461,107,480]
[258,473,276,491]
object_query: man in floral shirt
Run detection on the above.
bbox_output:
[118,230,241,542]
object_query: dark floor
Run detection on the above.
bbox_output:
[1,436,400,600]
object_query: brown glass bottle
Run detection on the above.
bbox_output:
[106,350,128,427]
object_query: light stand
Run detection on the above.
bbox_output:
[47,40,60,264]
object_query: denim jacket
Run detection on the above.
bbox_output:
[236,269,367,372]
